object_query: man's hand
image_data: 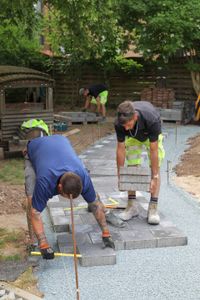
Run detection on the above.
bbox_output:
[40,246,55,259]
[102,236,115,249]
[102,231,115,249]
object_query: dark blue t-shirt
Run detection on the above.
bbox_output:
[27,135,96,212]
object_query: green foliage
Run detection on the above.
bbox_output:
[114,56,143,74]
[0,0,45,66]
[43,0,130,72]
[117,0,200,62]
[185,61,200,72]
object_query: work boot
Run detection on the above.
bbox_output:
[105,211,125,228]
[147,202,160,225]
[119,202,139,221]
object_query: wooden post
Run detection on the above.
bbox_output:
[0,89,5,114]
[46,87,53,110]
[70,194,80,300]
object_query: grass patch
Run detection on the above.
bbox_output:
[0,227,26,261]
[0,158,24,184]
[14,267,38,289]
[0,254,21,261]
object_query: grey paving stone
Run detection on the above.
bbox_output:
[119,182,150,192]
[69,223,101,234]
[51,215,83,232]
[50,215,69,232]
[49,207,65,217]
[151,228,188,247]
[80,213,99,225]
[78,243,116,267]
[120,174,151,183]
[110,231,125,250]
[120,166,150,175]
[88,232,102,244]
[57,232,91,246]
[87,168,117,176]
[120,229,157,250]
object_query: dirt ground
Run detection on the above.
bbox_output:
[174,133,200,200]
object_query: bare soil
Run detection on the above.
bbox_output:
[174,133,200,200]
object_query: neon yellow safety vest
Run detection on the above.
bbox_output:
[21,119,49,135]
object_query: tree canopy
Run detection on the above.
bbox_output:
[1,0,200,74]
[117,0,200,63]
[0,0,45,66]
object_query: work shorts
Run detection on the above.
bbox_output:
[90,90,108,105]
[24,155,36,197]
[125,134,165,167]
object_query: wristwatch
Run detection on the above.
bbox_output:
[152,174,159,179]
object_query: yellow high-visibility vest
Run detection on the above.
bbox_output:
[21,119,49,135]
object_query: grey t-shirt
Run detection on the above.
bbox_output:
[115,101,161,143]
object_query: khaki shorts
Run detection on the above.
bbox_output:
[24,155,36,197]
[90,90,108,105]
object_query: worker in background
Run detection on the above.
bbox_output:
[25,134,123,259]
[79,84,108,121]
[115,100,165,224]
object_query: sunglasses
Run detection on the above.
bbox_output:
[117,112,134,118]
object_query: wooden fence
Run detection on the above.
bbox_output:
[53,58,197,108]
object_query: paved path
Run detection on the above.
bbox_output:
[37,124,200,300]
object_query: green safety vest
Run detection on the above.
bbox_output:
[21,119,49,135]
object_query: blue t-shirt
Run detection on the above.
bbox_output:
[27,135,96,212]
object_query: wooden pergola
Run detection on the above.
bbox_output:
[0,65,54,141]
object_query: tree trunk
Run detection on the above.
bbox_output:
[191,71,200,96]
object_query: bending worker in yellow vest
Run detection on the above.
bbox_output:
[115,101,165,224]
[79,83,108,121]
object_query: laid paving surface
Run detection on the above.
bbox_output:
[47,134,187,267]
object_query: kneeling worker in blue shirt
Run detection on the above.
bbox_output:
[25,135,117,259]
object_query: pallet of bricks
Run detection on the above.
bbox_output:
[141,87,175,108]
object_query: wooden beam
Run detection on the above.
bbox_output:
[62,128,80,137]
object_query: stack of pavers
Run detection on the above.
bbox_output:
[172,100,195,124]
[119,166,150,192]
[47,135,187,267]
[57,111,101,124]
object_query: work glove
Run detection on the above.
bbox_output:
[40,245,55,260]
[102,232,115,249]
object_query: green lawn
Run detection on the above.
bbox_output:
[0,158,24,185]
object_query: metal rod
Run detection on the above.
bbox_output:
[167,160,171,185]
[175,122,178,144]
[70,194,80,300]
[31,252,82,258]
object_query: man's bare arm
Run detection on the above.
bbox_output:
[88,198,108,233]
[31,207,48,247]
